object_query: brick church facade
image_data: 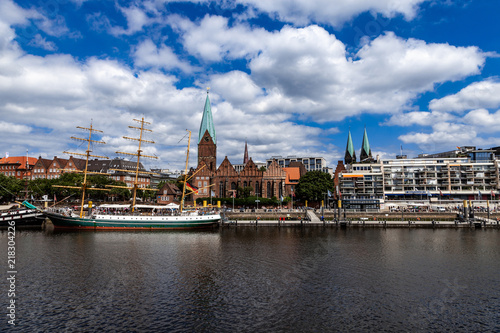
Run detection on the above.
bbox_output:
[191,93,287,201]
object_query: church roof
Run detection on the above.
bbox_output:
[198,93,216,144]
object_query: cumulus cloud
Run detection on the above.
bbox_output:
[236,0,428,26]
[110,5,152,36]
[132,39,196,73]
[384,111,455,126]
[429,79,500,112]
[176,17,485,122]
[399,122,477,149]
[462,108,500,133]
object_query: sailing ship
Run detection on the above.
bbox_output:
[0,201,44,228]
[44,119,220,229]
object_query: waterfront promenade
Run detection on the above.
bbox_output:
[221,209,500,228]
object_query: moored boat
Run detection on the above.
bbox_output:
[44,119,221,230]
[1,201,44,228]
[43,209,220,229]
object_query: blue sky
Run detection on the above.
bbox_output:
[1,0,500,171]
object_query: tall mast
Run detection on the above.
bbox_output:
[180,130,191,212]
[54,121,109,218]
[109,117,158,213]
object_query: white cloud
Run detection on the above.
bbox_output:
[28,34,57,51]
[176,18,485,122]
[384,111,454,127]
[399,122,477,148]
[236,0,428,26]
[132,39,196,73]
[430,79,500,112]
[110,5,152,36]
[462,108,500,133]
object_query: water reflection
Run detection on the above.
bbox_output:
[1,228,499,332]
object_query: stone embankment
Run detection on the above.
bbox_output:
[222,209,500,228]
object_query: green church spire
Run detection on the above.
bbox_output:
[198,90,216,144]
[345,129,356,164]
[360,127,372,162]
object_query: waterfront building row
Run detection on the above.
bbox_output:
[339,153,500,202]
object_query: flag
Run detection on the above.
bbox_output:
[439,190,443,196]
[211,190,215,197]
[478,190,482,198]
[280,195,283,202]
[327,190,332,197]
[186,183,198,194]
[491,190,495,198]
[54,193,57,202]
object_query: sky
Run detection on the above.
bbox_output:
[1,0,500,172]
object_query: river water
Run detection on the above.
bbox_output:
[1,227,499,332]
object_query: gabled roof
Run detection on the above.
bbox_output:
[240,158,263,177]
[160,182,181,194]
[198,93,216,144]
[35,157,53,169]
[51,157,69,169]
[69,157,87,170]
[215,156,238,176]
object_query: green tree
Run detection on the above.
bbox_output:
[295,171,334,202]
[237,186,253,199]
[0,174,23,203]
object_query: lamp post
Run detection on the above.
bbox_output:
[229,190,235,211]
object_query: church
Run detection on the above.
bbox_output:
[190,92,288,201]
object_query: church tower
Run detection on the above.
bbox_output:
[360,127,372,162]
[198,90,217,172]
[243,140,249,164]
[344,129,356,165]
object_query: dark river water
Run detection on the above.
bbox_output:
[1,227,499,332]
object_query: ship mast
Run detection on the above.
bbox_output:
[180,130,191,212]
[54,121,109,218]
[179,129,213,212]
[107,117,158,213]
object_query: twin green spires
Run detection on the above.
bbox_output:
[198,91,216,144]
[344,127,372,164]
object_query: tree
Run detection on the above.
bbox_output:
[237,186,253,199]
[295,171,334,202]
[0,174,23,203]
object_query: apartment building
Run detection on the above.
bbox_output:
[266,156,329,173]
[340,151,500,202]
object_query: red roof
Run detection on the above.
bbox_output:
[0,156,38,170]
[284,167,301,185]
